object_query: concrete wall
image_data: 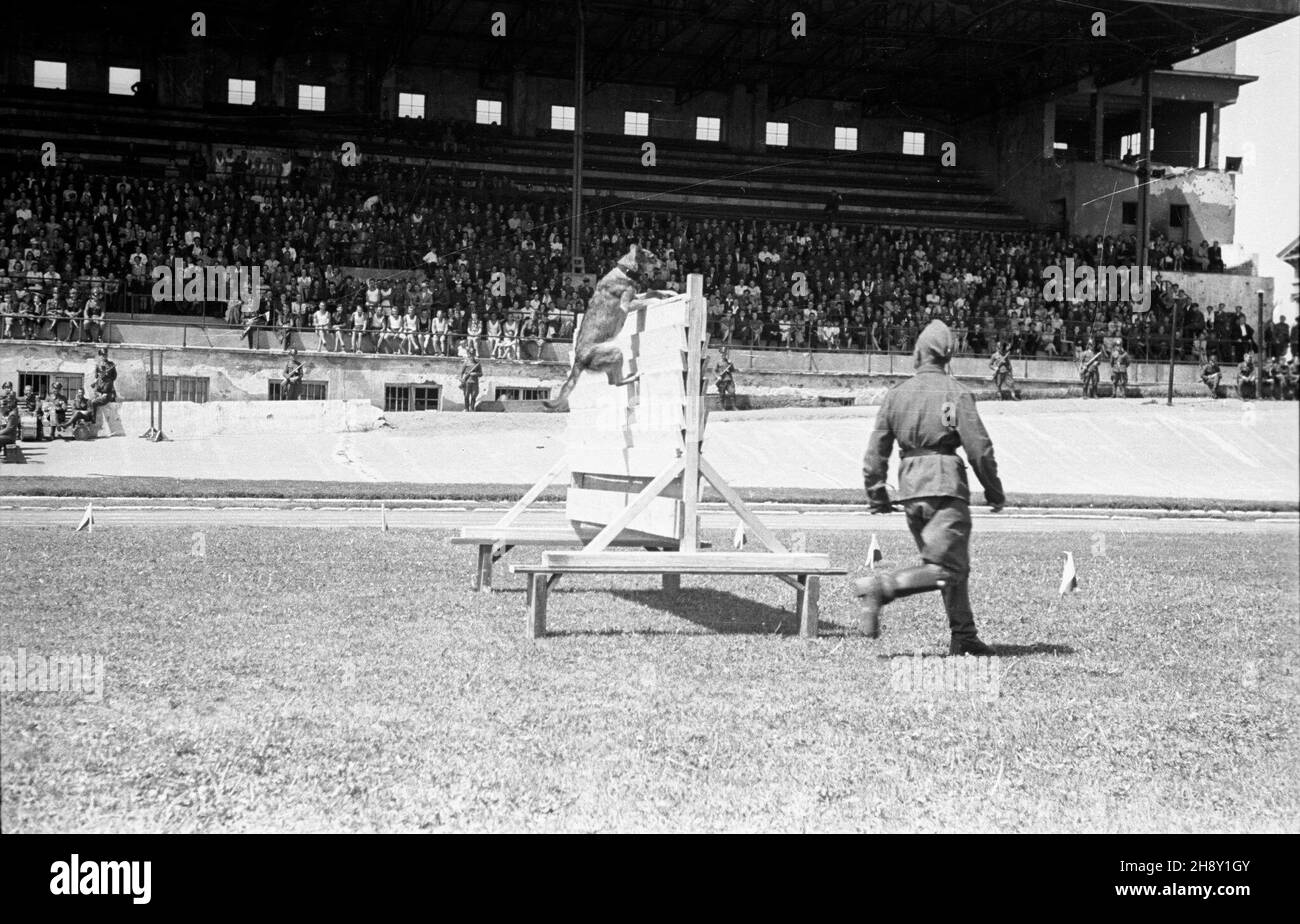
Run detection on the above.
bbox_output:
[90,399,386,438]
[0,339,578,411]
[3,326,1229,419]
[1157,270,1274,312]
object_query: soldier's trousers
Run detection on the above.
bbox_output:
[879,497,978,639]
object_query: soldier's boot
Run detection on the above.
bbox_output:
[851,564,950,638]
[942,580,994,655]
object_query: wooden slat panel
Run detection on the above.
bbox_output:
[570,447,685,480]
[573,471,685,500]
[566,487,684,540]
[627,299,690,333]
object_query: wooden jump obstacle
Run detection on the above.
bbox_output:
[492,272,844,638]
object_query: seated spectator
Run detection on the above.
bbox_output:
[1200,354,1222,398]
[349,303,369,353]
[0,395,19,455]
[1237,352,1258,399]
[1261,354,1283,401]
[312,301,332,352]
[60,388,95,433]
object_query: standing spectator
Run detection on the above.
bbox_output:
[1271,316,1290,360]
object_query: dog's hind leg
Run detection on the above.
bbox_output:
[585,342,638,387]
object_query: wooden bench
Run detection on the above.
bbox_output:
[511,551,847,639]
[450,527,711,592]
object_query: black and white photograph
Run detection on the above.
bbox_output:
[1,0,1297,873]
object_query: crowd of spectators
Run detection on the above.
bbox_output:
[3,156,1293,368]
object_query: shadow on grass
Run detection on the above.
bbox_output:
[875,641,1077,658]
[538,587,850,637]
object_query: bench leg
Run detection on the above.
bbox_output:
[475,545,493,592]
[798,575,820,639]
[662,573,680,594]
[528,573,550,639]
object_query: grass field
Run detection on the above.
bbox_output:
[2,524,1296,832]
[1,473,1297,512]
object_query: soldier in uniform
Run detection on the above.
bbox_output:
[714,348,737,411]
[282,350,305,400]
[853,320,1006,656]
[989,341,1017,400]
[1200,354,1222,398]
[1110,344,1130,398]
[1078,338,1102,398]
[459,343,482,412]
[89,348,117,418]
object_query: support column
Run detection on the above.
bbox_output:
[1091,91,1105,163]
[1206,102,1221,170]
[569,0,586,274]
[1136,69,1152,278]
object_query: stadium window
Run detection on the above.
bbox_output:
[147,375,209,403]
[1197,111,1208,168]
[765,122,789,147]
[1121,202,1137,225]
[476,99,503,126]
[18,371,82,397]
[297,84,326,112]
[384,383,442,412]
[494,386,552,402]
[696,116,722,142]
[398,92,425,119]
[268,380,327,401]
[1120,129,1154,158]
[108,67,141,96]
[551,105,576,131]
[834,126,858,151]
[34,60,67,90]
[624,111,649,136]
[902,131,926,156]
[227,78,256,106]
[1053,142,1069,150]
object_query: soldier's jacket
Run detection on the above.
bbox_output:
[865,321,1005,507]
[1111,350,1130,371]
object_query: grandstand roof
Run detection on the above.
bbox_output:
[15,0,1299,117]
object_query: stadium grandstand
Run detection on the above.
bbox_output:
[2,0,1297,411]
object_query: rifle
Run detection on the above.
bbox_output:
[1080,352,1102,377]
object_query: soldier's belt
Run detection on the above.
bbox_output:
[900,448,957,459]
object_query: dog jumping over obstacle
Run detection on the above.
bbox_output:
[544,244,676,411]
